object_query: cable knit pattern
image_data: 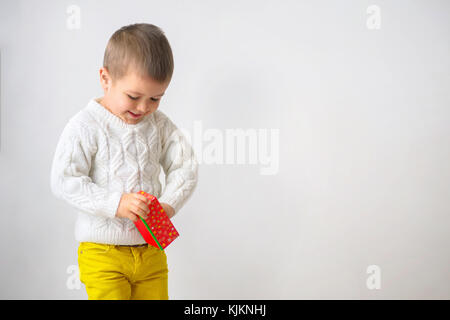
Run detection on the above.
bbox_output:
[50,97,199,245]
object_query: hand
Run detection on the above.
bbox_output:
[115,192,151,222]
[160,202,175,219]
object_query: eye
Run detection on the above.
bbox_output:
[127,94,139,100]
[151,98,160,102]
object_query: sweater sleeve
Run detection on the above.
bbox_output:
[157,112,199,216]
[50,119,122,219]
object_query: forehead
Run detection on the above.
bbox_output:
[117,69,169,96]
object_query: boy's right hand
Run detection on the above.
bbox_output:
[115,192,150,222]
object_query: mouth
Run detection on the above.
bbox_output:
[128,111,143,119]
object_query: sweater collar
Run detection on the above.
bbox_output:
[86,97,151,131]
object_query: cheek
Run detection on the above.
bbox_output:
[108,91,133,113]
[152,101,161,110]
[116,96,135,113]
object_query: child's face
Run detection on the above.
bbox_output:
[99,67,170,124]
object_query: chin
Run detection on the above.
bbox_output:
[127,118,143,124]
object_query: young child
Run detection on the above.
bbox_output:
[50,23,198,300]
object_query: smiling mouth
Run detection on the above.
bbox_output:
[128,111,143,118]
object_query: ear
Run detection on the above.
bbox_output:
[99,67,112,92]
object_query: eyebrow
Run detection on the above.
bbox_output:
[127,90,165,97]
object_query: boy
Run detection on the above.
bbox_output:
[50,23,198,300]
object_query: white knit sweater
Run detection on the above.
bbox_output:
[50,98,198,245]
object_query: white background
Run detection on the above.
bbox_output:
[0,0,449,299]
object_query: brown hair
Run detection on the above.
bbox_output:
[103,23,174,83]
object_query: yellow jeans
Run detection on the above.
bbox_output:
[77,242,169,300]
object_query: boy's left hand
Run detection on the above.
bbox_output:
[160,202,175,219]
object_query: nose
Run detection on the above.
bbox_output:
[136,103,150,114]
[137,103,157,114]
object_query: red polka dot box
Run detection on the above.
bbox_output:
[133,191,180,250]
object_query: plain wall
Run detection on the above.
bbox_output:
[0,0,449,299]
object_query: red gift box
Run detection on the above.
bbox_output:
[133,191,179,250]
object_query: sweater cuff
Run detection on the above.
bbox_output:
[100,191,123,219]
[158,193,181,216]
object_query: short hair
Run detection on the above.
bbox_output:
[103,23,174,83]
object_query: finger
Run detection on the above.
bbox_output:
[134,193,151,205]
[131,197,150,214]
[137,200,151,215]
[126,211,139,222]
[132,204,149,219]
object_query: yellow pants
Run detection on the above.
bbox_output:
[77,242,169,300]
